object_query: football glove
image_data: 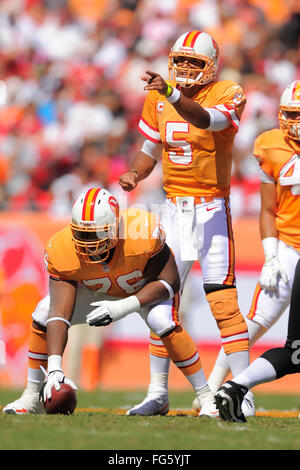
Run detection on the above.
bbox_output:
[259,255,288,292]
[86,296,141,327]
[86,304,113,327]
[40,370,78,402]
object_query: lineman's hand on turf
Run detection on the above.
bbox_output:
[40,370,78,402]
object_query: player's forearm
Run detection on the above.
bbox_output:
[259,208,280,262]
[129,151,156,181]
[172,93,210,129]
[46,321,69,359]
[46,278,76,360]
[259,208,278,240]
[136,279,179,308]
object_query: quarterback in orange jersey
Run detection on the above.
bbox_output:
[119,31,251,416]
[210,80,300,413]
[3,187,218,416]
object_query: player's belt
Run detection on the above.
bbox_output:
[169,196,214,205]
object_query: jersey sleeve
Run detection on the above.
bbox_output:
[44,245,66,280]
[253,133,274,179]
[138,91,162,143]
[43,229,79,281]
[149,214,166,257]
[212,81,246,131]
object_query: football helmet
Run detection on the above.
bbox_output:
[278,80,300,141]
[70,188,119,263]
[168,31,219,87]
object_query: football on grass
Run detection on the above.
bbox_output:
[43,383,77,415]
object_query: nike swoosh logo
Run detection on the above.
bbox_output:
[206,206,218,211]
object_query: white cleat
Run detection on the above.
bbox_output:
[198,401,219,418]
[241,390,255,417]
[3,388,44,415]
[126,394,169,416]
[192,396,219,418]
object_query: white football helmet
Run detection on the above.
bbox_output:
[70,188,119,263]
[168,31,219,87]
[278,80,300,141]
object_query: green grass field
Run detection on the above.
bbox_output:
[1,388,300,451]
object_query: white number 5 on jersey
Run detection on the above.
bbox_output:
[166,122,192,165]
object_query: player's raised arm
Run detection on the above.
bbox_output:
[142,70,211,129]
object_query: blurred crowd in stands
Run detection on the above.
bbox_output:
[0,0,299,218]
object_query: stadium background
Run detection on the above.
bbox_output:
[0,0,299,395]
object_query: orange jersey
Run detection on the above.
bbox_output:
[254,128,300,251]
[138,80,246,198]
[44,209,165,298]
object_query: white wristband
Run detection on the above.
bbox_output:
[48,354,63,373]
[158,279,174,299]
[46,317,71,328]
[262,237,278,261]
[166,87,181,104]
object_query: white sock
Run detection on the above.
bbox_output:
[28,367,44,387]
[185,368,208,392]
[227,350,250,377]
[147,355,170,396]
[208,320,267,391]
[27,379,43,394]
[233,357,277,389]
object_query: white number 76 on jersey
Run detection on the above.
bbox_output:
[83,270,145,295]
[279,154,300,195]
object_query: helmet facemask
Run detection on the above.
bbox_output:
[71,188,120,264]
[71,222,118,263]
[278,107,300,141]
[168,52,216,87]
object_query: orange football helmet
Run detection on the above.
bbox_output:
[278,80,300,141]
[70,187,119,263]
[168,31,219,87]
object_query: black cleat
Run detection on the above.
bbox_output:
[214,381,248,423]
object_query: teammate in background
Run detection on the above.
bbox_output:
[215,255,300,423]
[3,187,217,416]
[119,31,252,417]
[209,80,300,412]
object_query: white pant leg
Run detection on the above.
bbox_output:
[196,197,235,285]
[160,199,194,291]
[247,240,299,329]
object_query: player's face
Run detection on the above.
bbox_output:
[285,110,300,121]
[173,56,206,80]
[72,227,115,263]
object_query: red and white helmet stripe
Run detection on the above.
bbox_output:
[168,31,219,87]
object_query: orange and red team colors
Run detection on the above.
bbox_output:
[139,79,249,356]
[28,206,202,384]
[138,80,246,198]
[249,128,300,320]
